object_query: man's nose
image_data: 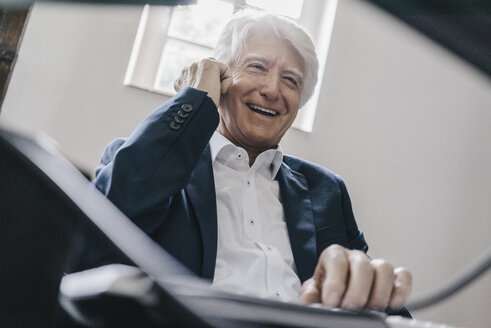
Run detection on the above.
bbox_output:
[259,74,280,101]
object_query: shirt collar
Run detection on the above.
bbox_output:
[264,146,284,179]
[210,131,232,163]
[209,131,284,180]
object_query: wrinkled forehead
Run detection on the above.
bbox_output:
[237,25,305,70]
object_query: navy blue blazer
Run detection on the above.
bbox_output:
[81,87,368,283]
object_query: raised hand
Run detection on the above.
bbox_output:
[174,58,233,107]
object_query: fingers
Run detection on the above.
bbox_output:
[174,64,194,93]
[298,278,321,303]
[299,244,412,312]
[174,62,200,93]
[339,250,374,310]
[319,245,349,307]
[174,58,232,106]
[299,245,348,306]
[366,259,395,310]
[389,267,412,309]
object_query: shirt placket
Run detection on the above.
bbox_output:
[257,173,284,300]
[241,157,282,299]
[242,166,263,244]
[262,243,286,299]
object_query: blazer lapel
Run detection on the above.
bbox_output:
[185,145,218,280]
[184,148,317,282]
[276,163,317,283]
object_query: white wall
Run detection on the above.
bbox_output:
[2,1,490,327]
[1,2,168,172]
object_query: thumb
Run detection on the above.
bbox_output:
[299,278,321,303]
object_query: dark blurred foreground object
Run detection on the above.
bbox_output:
[60,264,394,328]
[0,128,206,326]
[0,0,195,6]
[365,0,491,78]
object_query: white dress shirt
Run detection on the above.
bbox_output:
[209,131,301,302]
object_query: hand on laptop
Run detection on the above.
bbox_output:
[299,244,412,311]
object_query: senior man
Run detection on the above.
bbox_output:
[82,10,412,313]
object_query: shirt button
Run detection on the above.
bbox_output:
[250,219,255,225]
[267,246,272,252]
[275,291,281,297]
[246,180,251,186]
[237,154,242,159]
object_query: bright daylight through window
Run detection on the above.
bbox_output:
[125,0,337,132]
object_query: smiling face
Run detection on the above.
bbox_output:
[217,29,304,159]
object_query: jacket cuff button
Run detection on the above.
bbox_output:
[174,115,185,124]
[170,121,181,130]
[181,104,193,112]
[177,109,190,118]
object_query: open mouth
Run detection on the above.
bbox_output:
[246,103,279,117]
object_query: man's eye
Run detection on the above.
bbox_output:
[249,64,265,70]
[284,76,299,88]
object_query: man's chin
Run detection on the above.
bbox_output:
[243,134,279,151]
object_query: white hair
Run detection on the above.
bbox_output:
[214,9,319,108]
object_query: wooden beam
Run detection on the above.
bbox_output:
[0,6,32,112]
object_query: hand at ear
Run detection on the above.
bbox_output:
[174,58,233,107]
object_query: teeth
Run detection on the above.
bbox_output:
[248,104,278,116]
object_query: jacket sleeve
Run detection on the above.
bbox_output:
[71,88,219,272]
[335,176,369,252]
[93,87,219,234]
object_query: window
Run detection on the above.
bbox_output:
[124,0,338,132]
